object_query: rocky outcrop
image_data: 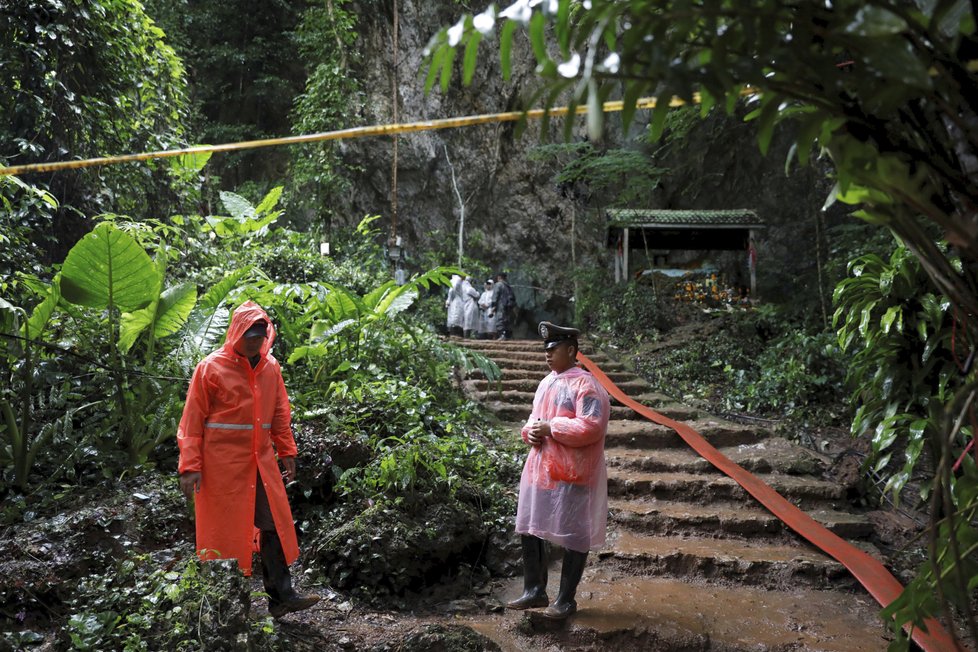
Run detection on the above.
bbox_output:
[340,1,842,328]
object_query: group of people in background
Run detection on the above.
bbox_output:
[445,271,515,339]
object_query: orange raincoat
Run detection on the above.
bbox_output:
[177,301,299,575]
[516,366,610,553]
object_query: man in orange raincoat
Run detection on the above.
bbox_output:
[177,301,318,618]
[506,321,610,620]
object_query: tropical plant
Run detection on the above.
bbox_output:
[54,222,195,464]
[66,555,278,651]
[835,245,965,501]
[11,195,266,475]
[834,243,978,645]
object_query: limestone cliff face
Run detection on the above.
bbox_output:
[340,1,838,331]
[339,0,603,331]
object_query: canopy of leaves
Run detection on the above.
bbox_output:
[0,0,189,257]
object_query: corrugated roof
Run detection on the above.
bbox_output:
[607,208,762,226]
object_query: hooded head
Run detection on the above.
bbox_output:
[224,301,276,359]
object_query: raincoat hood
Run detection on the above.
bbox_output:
[224,301,277,358]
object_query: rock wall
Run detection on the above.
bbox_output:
[339,1,842,331]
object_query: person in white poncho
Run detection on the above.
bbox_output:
[444,274,464,337]
[478,279,497,339]
[460,276,481,338]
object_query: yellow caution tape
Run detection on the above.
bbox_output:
[0,92,727,177]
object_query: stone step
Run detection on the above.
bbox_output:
[609,498,874,540]
[605,418,771,449]
[605,437,829,476]
[466,367,641,385]
[607,468,846,507]
[482,574,890,652]
[598,529,854,590]
[464,377,650,394]
[465,344,619,367]
[475,387,687,413]
[484,401,699,422]
[456,338,602,354]
[477,356,631,374]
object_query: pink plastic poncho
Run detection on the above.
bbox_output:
[516,366,610,553]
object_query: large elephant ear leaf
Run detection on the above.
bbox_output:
[373,286,418,318]
[186,306,230,356]
[118,308,155,354]
[153,283,197,339]
[60,222,159,311]
[25,274,61,340]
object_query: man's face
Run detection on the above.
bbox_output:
[238,333,265,358]
[545,341,576,374]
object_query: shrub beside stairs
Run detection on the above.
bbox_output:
[456,338,892,652]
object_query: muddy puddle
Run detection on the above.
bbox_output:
[456,572,889,652]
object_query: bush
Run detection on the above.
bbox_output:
[64,556,280,651]
[723,328,847,420]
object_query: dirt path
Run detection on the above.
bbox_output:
[447,338,892,651]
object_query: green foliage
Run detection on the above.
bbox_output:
[0,186,296,488]
[635,319,754,406]
[285,265,462,373]
[528,141,668,207]
[835,243,978,648]
[575,274,678,343]
[0,298,100,493]
[50,221,199,464]
[66,556,279,651]
[628,302,848,424]
[834,245,962,503]
[144,0,305,193]
[723,326,847,419]
[299,396,522,605]
[0,176,59,297]
[881,456,978,650]
[0,0,189,241]
[289,0,361,230]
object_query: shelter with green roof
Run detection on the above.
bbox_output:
[607,208,764,296]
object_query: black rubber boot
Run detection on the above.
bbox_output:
[541,549,588,620]
[506,535,549,609]
[260,530,319,618]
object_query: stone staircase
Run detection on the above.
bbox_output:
[456,338,892,651]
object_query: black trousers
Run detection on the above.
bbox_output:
[254,472,276,532]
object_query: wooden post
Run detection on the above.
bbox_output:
[623,227,630,282]
[748,229,757,300]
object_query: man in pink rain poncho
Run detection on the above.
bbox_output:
[506,321,610,620]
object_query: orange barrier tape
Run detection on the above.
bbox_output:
[578,352,963,652]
